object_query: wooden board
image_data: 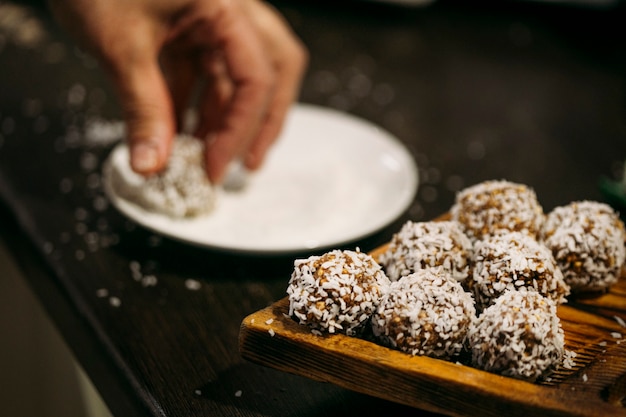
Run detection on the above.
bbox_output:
[239,244,626,417]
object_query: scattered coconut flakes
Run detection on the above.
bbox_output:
[582,373,588,383]
[599,341,607,347]
[43,241,54,254]
[0,3,47,49]
[185,279,201,291]
[268,329,275,337]
[109,296,121,307]
[194,390,202,396]
[96,288,109,298]
[234,390,242,398]
[562,350,577,369]
[141,275,158,287]
[611,332,623,339]
[59,178,73,193]
[614,315,626,328]
[265,318,274,325]
[83,117,125,147]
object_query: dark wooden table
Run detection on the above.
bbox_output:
[1,1,625,416]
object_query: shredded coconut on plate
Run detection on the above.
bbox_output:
[108,135,217,218]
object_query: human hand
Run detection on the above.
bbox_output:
[49,0,308,183]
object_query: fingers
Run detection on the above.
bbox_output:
[195,51,233,140]
[193,2,274,183]
[192,0,307,183]
[49,0,180,176]
[109,51,176,176]
[100,0,307,184]
[161,45,199,132]
[50,0,307,184]
[242,1,309,170]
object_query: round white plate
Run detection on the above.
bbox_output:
[103,103,418,254]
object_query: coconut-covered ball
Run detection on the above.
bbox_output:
[451,180,545,242]
[378,220,473,283]
[541,200,626,294]
[287,249,390,336]
[469,231,569,311]
[468,289,565,381]
[371,268,476,360]
[109,135,216,218]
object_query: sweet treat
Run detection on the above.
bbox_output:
[378,220,473,283]
[287,249,390,336]
[541,200,626,293]
[371,268,476,360]
[108,135,216,218]
[469,231,569,311]
[451,180,545,242]
[468,289,566,381]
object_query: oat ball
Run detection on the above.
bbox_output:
[371,268,476,360]
[468,289,565,381]
[379,220,473,283]
[287,249,390,336]
[469,231,569,312]
[541,201,626,294]
[109,135,216,218]
[451,180,545,242]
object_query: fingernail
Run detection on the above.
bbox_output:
[222,159,249,192]
[131,143,159,172]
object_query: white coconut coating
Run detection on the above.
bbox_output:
[371,268,476,360]
[110,135,216,218]
[469,231,569,312]
[287,249,391,336]
[379,220,473,283]
[468,289,565,381]
[451,180,545,242]
[541,201,626,293]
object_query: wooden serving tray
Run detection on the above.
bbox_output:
[239,244,626,417]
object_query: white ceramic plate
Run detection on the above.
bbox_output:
[103,103,418,254]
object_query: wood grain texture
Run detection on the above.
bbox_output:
[240,244,626,417]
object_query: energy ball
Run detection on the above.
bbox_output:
[109,135,216,218]
[468,289,565,381]
[371,268,476,360]
[541,200,626,294]
[451,180,545,242]
[469,231,569,312]
[287,249,390,336]
[379,220,473,283]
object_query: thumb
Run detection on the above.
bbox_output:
[112,57,176,176]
